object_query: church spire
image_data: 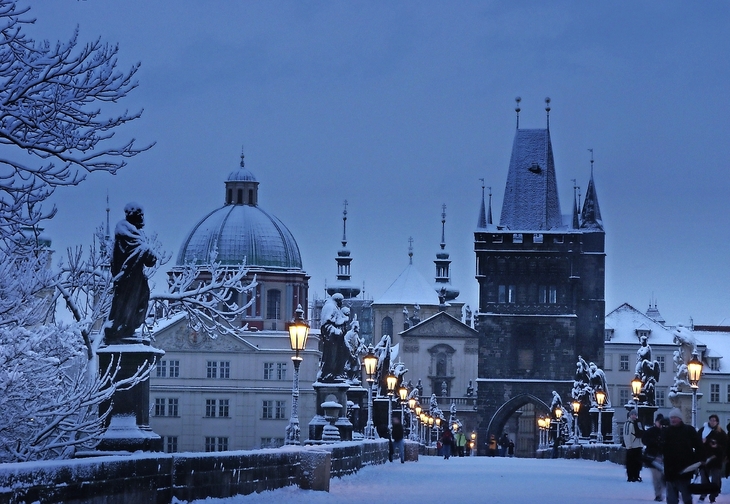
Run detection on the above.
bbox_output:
[326,200,360,298]
[580,150,603,231]
[487,186,493,226]
[434,204,459,302]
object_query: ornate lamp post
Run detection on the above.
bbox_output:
[688,352,703,428]
[470,431,477,456]
[428,415,435,446]
[631,375,643,403]
[398,385,408,425]
[595,388,606,444]
[285,305,309,445]
[386,372,398,439]
[571,400,581,444]
[362,346,378,439]
[537,417,547,449]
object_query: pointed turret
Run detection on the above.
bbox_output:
[571,180,580,229]
[499,121,562,230]
[580,160,603,231]
[327,200,361,298]
[477,179,487,229]
[434,204,459,302]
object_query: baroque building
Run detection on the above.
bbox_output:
[474,101,606,454]
[149,154,320,452]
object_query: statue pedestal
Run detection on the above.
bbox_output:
[346,386,367,437]
[589,407,614,444]
[97,342,165,452]
[635,404,658,427]
[308,382,353,443]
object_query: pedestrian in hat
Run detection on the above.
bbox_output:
[624,408,644,482]
[642,413,667,501]
[661,408,703,504]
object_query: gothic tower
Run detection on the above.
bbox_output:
[473,99,605,454]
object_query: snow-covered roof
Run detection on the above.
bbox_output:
[691,328,730,372]
[499,128,562,231]
[605,303,676,345]
[373,263,440,306]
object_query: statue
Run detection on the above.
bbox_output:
[588,362,611,407]
[104,203,158,344]
[373,334,392,396]
[318,293,349,382]
[466,380,474,397]
[416,379,424,397]
[635,336,661,405]
[343,315,365,385]
[464,305,472,327]
[441,380,448,397]
[572,356,591,402]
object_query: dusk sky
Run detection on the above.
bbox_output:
[27,1,730,327]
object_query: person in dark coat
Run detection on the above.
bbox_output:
[440,428,453,459]
[661,408,703,504]
[499,432,510,457]
[698,414,727,503]
[391,416,405,463]
[642,413,666,502]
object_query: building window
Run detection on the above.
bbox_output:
[655,388,666,408]
[553,235,564,244]
[498,285,506,303]
[710,383,720,403]
[619,387,631,406]
[517,349,534,371]
[154,398,166,416]
[275,400,286,419]
[656,355,666,373]
[218,399,230,418]
[205,437,229,452]
[264,362,274,380]
[266,289,281,320]
[727,384,730,403]
[549,286,557,304]
[533,233,543,244]
[207,361,217,378]
[604,329,613,342]
[262,400,273,419]
[156,360,166,378]
[491,234,503,244]
[382,316,393,337]
[513,233,523,244]
[277,362,287,380]
[169,360,180,378]
[220,361,230,379]
[164,436,178,453]
[709,358,720,371]
[167,398,179,417]
[207,361,229,379]
[206,399,216,417]
[498,285,516,304]
[619,355,630,371]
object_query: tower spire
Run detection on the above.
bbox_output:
[240,145,245,168]
[434,204,459,301]
[477,178,488,228]
[515,96,521,129]
[342,199,348,247]
[487,186,493,226]
[571,179,580,229]
[545,97,551,130]
[580,149,603,231]
[408,237,413,265]
[440,204,446,250]
[326,199,360,298]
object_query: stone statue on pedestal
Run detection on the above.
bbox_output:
[318,293,349,383]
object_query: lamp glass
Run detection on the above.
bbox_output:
[362,348,378,381]
[415,405,422,416]
[688,354,703,386]
[386,373,398,394]
[572,400,581,414]
[287,306,309,352]
[631,376,642,397]
[398,386,408,402]
[596,389,606,407]
[555,408,563,419]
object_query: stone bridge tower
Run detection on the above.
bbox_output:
[474,100,605,455]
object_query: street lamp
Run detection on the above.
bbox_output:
[386,372,397,440]
[398,385,408,425]
[688,352,703,428]
[631,375,643,403]
[470,431,477,456]
[537,417,548,449]
[571,400,581,444]
[595,388,606,444]
[285,305,309,445]
[362,346,378,439]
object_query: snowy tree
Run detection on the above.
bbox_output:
[0,0,152,244]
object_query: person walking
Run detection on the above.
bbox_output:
[662,408,703,504]
[698,414,727,503]
[507,438,515,457]
[642,413,666,502]
[440,428,453,459]
[391,416,405,464]
[623,408,644,482]
[498,432,510,457]
[454,429,467,457]
[488,434,497,456]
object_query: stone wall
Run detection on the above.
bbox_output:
[536,444,626,465]
[0,440,390,504]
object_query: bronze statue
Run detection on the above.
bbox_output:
[104,203,158,344]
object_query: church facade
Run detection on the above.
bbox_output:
[474,104,606,454]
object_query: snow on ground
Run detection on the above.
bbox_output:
[176,456,725,504]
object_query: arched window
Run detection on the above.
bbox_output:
[266,290,281,320]
[237,188,243,204]
[381,316,393,338]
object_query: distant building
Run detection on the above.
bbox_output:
[474,103,606,455]
[150,154,319,451]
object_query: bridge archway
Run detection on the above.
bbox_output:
[485,393,550,456]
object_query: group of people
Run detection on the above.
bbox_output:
[628,408,727,504]
[486,432,514,457]
[388,416,471,462]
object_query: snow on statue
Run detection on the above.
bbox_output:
[318,293,349,383]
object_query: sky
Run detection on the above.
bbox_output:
[176,455,678,504]
[23,1,730,327]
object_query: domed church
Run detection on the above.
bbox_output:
[175,154,309,331]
